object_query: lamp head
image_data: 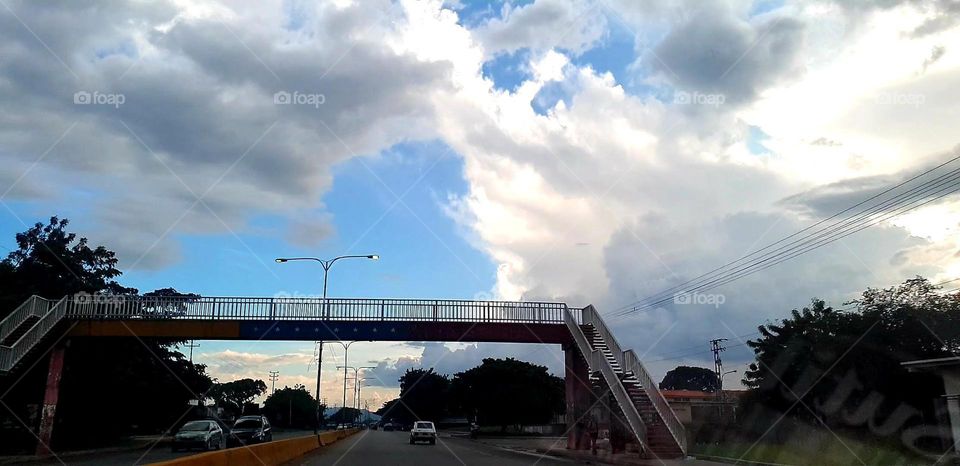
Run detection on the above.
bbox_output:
[275,258,288,263]
[368,255,379,260]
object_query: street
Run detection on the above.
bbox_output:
[286,430,573,466]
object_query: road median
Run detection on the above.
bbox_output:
[149,429,359,466]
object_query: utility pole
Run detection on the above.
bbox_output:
[709,338,728,416]
[709,338,728,391]
[269,370,279,394]
[185,340,200,363]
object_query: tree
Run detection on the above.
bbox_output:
[382,368,449,424]
[449,358,564,431]
[0,216,135,319]
[376,398,410,422]
[740,277,958,450]
[209,378,268,416]
[0,217,211,453]
[143,287,202,318]
[263,385,321,429]
[659,366,719,392]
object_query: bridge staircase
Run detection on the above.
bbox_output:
[563,305,687,458]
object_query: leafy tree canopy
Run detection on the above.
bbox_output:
[450,358,564,430]
[0,216,135,318]
[209,378,268,416]
[263,384,321,429]
[740,277,958,443]
[659,366,719,392]
[0,217,210,453]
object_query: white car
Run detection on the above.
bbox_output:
[409,421,437,445]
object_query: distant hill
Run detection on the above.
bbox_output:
[323,407,381,422]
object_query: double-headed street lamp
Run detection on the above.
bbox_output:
[274,255,379,304]
[274,254,378,433]
[338,365,375,424]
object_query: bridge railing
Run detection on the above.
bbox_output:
[60,295,575,324]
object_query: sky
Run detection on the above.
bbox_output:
[2,0,959,409]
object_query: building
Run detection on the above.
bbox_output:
[901,356,960,458]
[661,390,743,423]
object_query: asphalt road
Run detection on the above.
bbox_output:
[42,428,315,465]
[286,430,573,466]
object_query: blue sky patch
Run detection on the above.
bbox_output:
[482,49,531,92]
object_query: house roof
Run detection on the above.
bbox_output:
[901,356,960,372]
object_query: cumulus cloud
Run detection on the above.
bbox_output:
[647,4,806,104]
[0,0,448,269]
[474,0,607,56]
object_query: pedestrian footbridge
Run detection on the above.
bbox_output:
[0,295,686,458]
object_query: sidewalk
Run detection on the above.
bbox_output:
[0,435,169,465]
[473,436,726,466]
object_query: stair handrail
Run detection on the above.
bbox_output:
[583,305,687,455]
[0,297,68,372]
[623,349,687,454]
[581,306,624,368]
[563,307,649,451]
[0,296,54,342]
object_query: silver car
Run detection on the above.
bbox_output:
[171,420,226,452]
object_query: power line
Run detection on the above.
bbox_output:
[645,331,761,360]
[612,153,960,318]
[618,170,960,315]
[646,341,749,363]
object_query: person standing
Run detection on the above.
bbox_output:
[586,414,599,455]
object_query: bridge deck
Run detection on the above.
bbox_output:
[66,319,572,343]
[59,296,577,343]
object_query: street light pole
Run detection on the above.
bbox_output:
[275,254,378,434]
[354,367,375,418]
[338,365,359,424]
[718,369,738,416]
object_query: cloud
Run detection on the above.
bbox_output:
[474,0,607,56]
[647,4,805,104]
[920,44,946,73]
[0,0,449,269]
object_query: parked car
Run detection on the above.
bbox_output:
[171,420,226,452]
[230,415,272,445]
[409,421,436,445]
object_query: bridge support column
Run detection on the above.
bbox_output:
[36,343,66,457]
[564,344,591,450]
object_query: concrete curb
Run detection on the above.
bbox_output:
[147,429,360,466]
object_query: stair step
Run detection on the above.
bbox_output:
[1,315,41,346]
